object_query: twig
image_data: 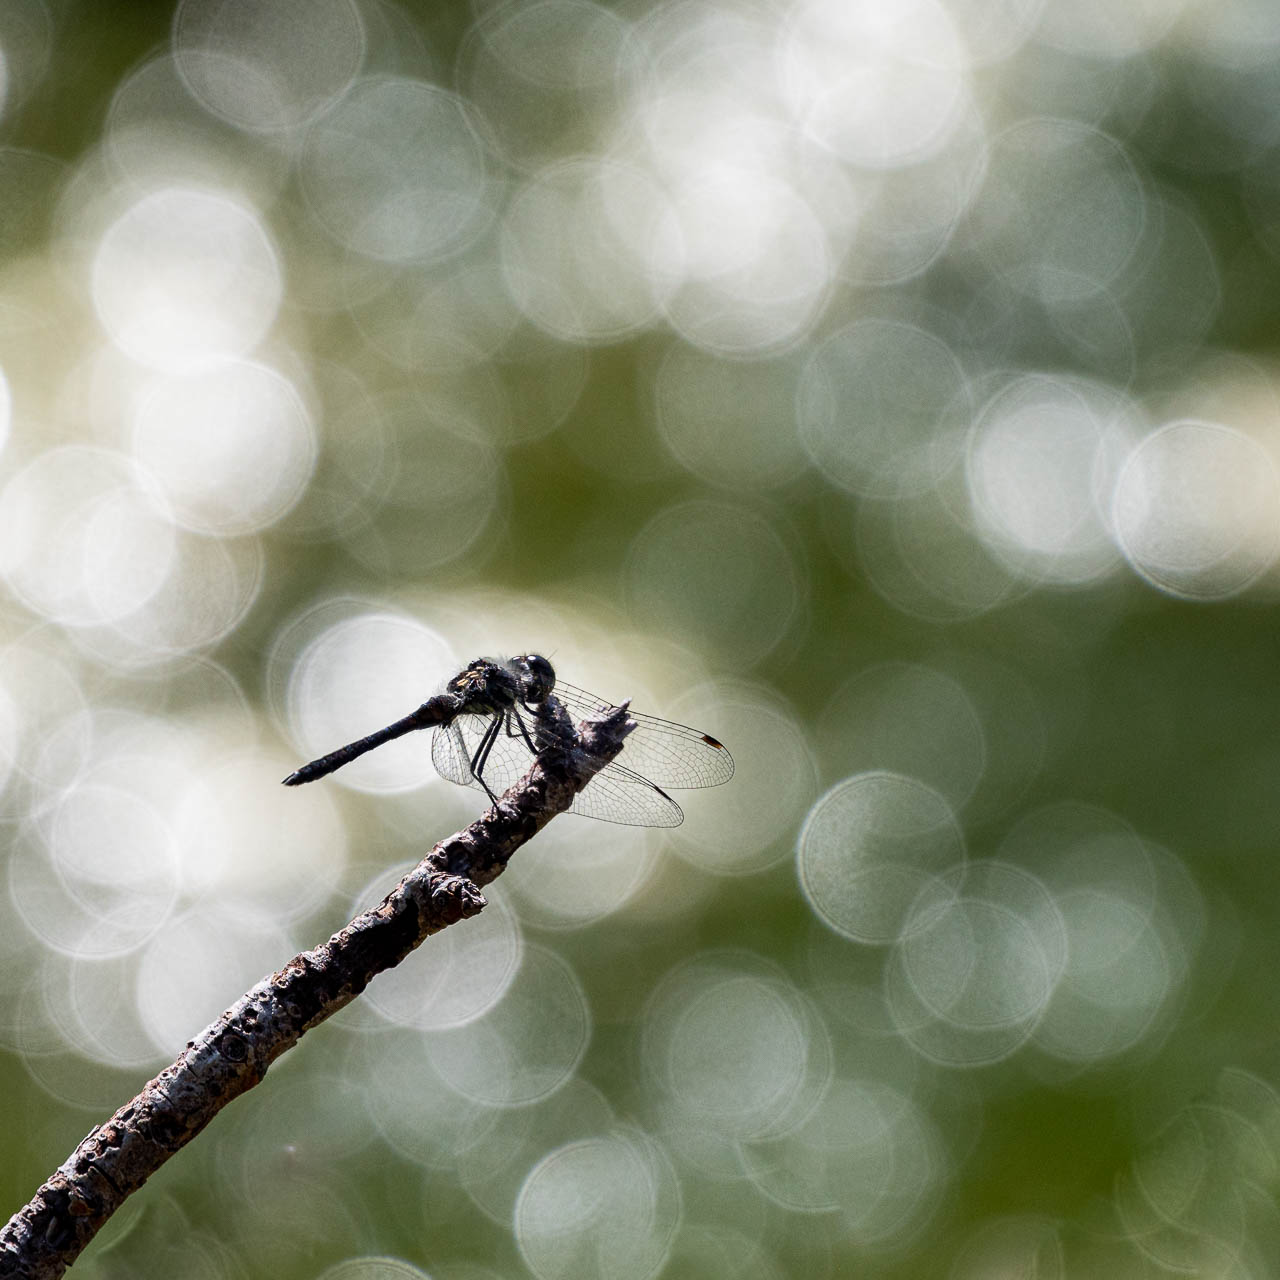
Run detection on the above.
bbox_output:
[0,700,635,1280]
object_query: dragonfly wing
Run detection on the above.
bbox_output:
[568,761,684,827]
[431,717,483,789]
[431,713,539,796]
[553,681,734,788]
[433,709,684,826]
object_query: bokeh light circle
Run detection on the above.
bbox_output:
[356,1028,499,1171]
[173,750,347,920]
[816,663,987,811]
[840,113,988,286]
[2,3,1277,1273]
[427,944,590,1106]
[653,344,809,491]
[515,1129,681,1280]
[301,75,491,264]
[502,817,658,929]
[345,259,519,376]
[965,373,1133,585]
[502,157,673,343]
[47,949,167,1070]
[104,52,295,203]
[315,1257,430,1280]
[1112,419,1280,599]
[997,803,1202,1065]
[626,501,802,668]
[347,387,504,576]
[852,483,1030,623]
[0,639,87,805]
[969,118,1147,303]
[798,317,970,498]
[1036,0,1188,57]
[0,1,53,119]
[669,684,818,877]
[173,0,366,134]
[781,0,973,170]
[740,1076,945,1242]
[91,186,282,371]
[77,532,265,668]
[643,952,828,1141]
[460,0,639,171]
[458,1077,617,1228]
[660,172,831,356]
[9,786,180,960]
[885,861,1066,1066]
[285,610,456,793]
[1033,888,1174,1062]
[48,778,178,941]
[797,772,965,944]
[950,1215,1065,1279]
[133,359,317,535]
[0,446,176,628]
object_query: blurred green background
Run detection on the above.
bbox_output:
[4,0,1280,1276]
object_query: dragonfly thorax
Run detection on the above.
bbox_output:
[445,659,519,715]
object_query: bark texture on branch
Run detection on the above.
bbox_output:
[0,701,633,1280]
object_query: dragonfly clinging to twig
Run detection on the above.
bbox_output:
[282,653,733,827]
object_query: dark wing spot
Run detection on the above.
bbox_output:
[702,735,725,749]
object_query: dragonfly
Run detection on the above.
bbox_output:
[282,653,733,827]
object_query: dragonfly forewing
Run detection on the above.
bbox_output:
[552,681,735,789]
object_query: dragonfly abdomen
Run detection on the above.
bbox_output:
[282,694,457,785]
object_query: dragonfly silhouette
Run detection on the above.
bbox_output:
[282,654,733,827]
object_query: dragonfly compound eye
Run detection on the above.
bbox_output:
[514,653,556,703]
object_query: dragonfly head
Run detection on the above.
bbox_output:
[513,653,556,704]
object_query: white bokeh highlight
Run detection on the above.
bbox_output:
[91,187,282,371]
[0,446,176,629]
[173,0,366,134]
[133,359,317,536]
[515,1129,681,1280]
[1112,419,1280,599]
[285,612,456,792]
[301,76,491,264]
[781,0,973,169]
[798,772,965,944]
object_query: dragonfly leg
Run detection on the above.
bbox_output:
[509,705,541,755]
[468,714,503,804]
